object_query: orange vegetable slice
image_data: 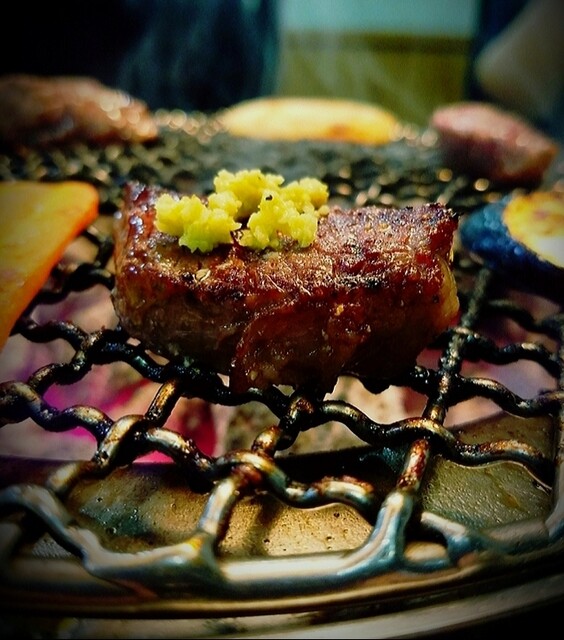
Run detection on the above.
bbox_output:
[0,180,99,349]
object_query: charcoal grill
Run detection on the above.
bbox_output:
[0,112,563,637]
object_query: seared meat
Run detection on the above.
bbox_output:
[430,101,558,185]
[0,74,158,150]
[112,183,459,394]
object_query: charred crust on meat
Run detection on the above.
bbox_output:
[112,182,460,394]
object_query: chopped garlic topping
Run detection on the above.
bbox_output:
[155,169,329,252]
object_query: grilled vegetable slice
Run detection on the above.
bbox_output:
[459,191,564,302]
[0,180,99,348]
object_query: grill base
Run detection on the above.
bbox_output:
[1,115,563,636]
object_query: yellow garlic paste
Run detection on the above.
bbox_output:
[155,169,329,252]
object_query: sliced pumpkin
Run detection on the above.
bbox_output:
[0,180,99,349]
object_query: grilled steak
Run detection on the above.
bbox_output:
[112,183,459,394]
[0,74,158,150]
[430,101,558,185]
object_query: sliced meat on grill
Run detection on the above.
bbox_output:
[111,183,460,394]
[0,74,159,150]
[430,101,559,185]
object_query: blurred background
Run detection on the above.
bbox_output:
[277,0,479,126]
[1,0,562,137]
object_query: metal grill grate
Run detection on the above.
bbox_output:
[0,114,563,633]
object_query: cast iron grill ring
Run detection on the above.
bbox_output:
[0,114,563,614]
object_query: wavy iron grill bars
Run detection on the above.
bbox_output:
[0,115,562,609]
